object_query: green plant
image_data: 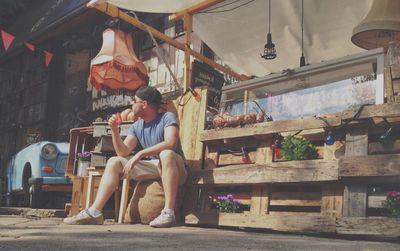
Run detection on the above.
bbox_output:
[216,194,243,213]
[383,191,400,218]
[280,134,318,161]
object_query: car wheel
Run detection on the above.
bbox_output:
[29,184,43,208]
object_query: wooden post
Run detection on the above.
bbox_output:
[343,127,368,217]
[118,177,130,223]
[183,12,192,91]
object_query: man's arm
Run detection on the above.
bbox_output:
[108,114,138,157]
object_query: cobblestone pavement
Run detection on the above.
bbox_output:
[0,214,399,251]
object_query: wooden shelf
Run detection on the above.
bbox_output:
[193,159,339,185]
[200,102,400,143]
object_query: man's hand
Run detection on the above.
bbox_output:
[123,152,143,175]
[108,113,122,131]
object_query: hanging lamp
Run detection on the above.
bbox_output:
[299,0,306,67]
[89,28,149,95]
[261,0,277,60]
[352,0,400,50]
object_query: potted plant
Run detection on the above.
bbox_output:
[280,134,318,161]
[383,191,400,218]
[215,194,243,213]
[76,151,91,176]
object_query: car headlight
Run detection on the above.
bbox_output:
[41,143,58,160]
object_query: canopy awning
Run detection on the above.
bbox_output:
[89,0,373,77]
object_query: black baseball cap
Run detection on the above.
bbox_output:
[135,86,164,107]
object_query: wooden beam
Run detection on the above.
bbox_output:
[336,217,400,238]
[200,114,341,142]
[169,0,225,21]
[339,154,400,177]
[194,160,339,185]
[88,2,249,82]
[185,212,336,233]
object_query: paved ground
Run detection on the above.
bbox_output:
[1,212,399,251]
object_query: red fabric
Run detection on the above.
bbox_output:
[1,30,15,50]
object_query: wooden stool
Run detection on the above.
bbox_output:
[86,166,120,222]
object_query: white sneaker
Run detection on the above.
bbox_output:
[149,210,175,228]
[63,209,104,225]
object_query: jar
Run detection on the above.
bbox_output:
[385,41,400,66]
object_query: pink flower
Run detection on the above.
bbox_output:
[387,191,400,198]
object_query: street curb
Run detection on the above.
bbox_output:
[0,207,66,218]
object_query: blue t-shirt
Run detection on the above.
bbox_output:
[128,112,185,160]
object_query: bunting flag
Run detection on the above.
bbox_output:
[24,42,35,52]
[0,29,55,68]
[44,51,54,67]
[1,30,15,50]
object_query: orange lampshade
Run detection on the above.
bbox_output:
[89,28,149,94]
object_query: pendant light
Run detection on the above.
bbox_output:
[261,0,277,60]
[299,0,306,67]
[352,0,400,50]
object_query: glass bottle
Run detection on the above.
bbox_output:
[385,41,400,66]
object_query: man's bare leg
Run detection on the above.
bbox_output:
[91,156,124,211]
[159,150,181,210]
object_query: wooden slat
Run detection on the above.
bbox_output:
[270,192,321,207]
[339,154,400,177]
[185,212,336,233]
[250,185,270,215]
[343,185,367,217]
[194,160,338,185]
[341,103,400,121]
[336,217,400,238]
[345,128,368,157]
[321,184,343,217]
[200,115,341,142]
[218,151,257,166]
[368,194,386,209]
[369,139,400,154]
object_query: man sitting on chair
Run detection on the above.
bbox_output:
[64,86,187,228]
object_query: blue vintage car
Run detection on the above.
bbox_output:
[6,141,71,208]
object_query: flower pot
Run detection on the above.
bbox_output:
[77,160,90,177]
